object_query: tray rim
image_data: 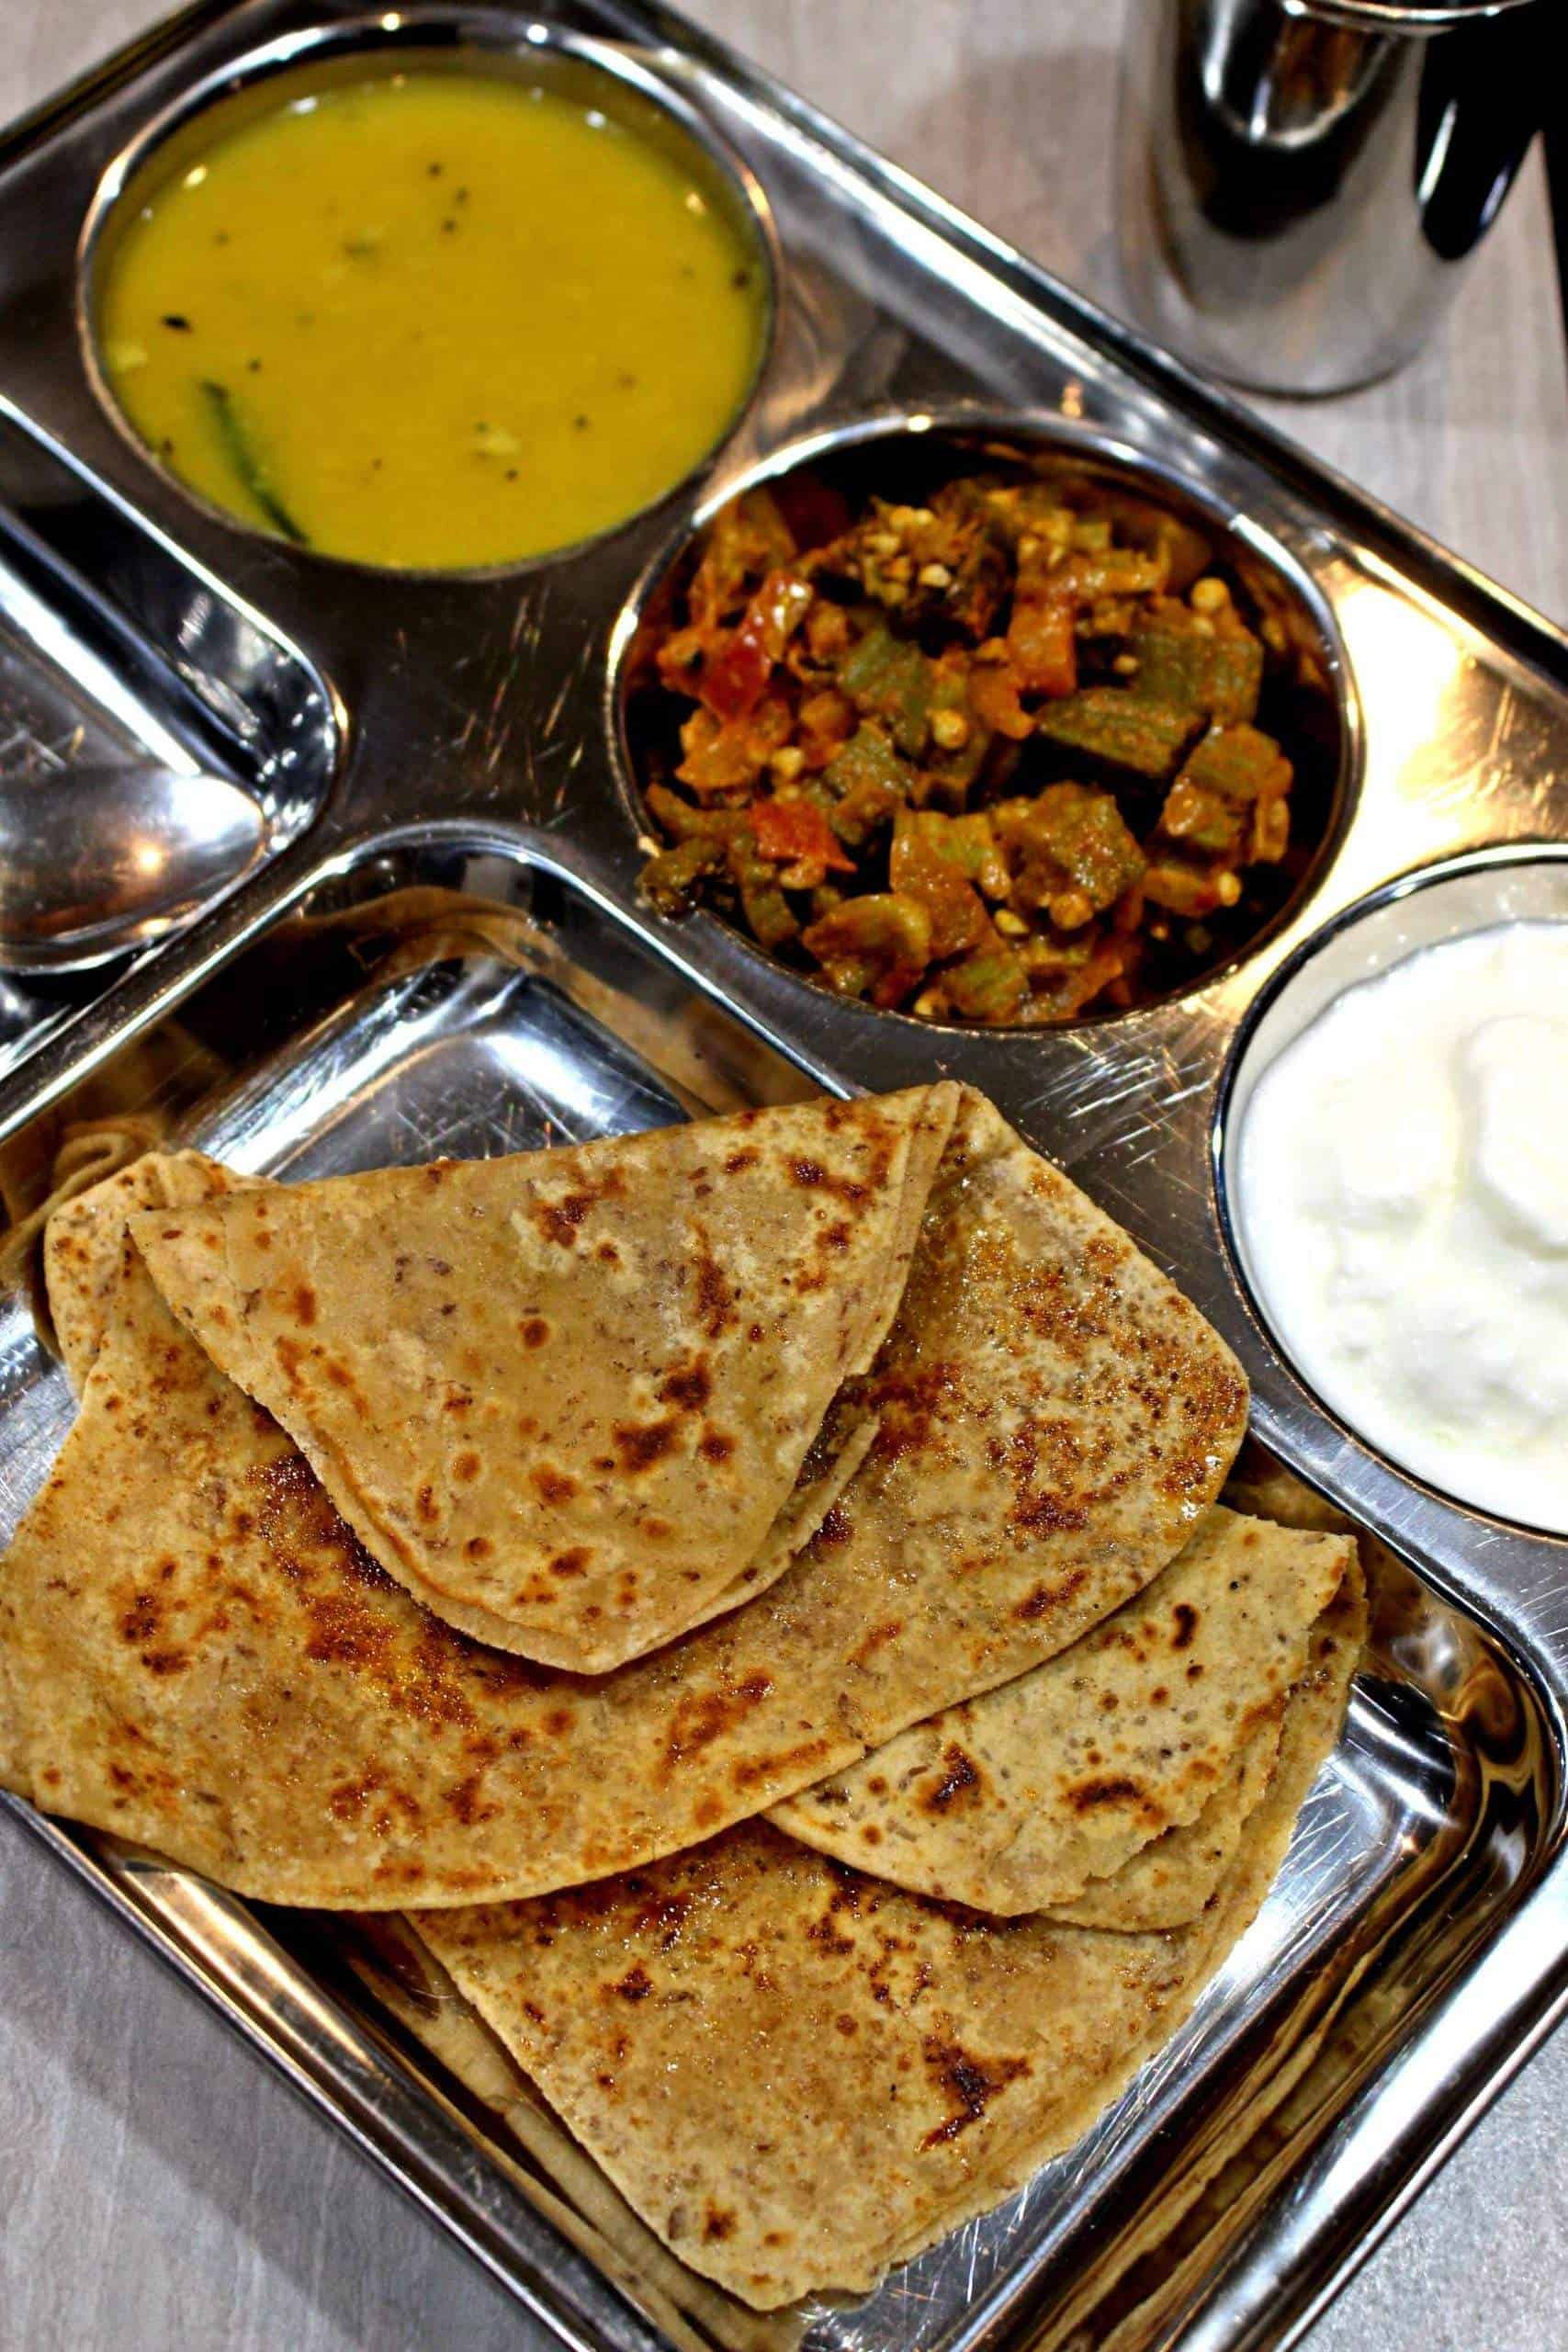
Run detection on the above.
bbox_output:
[1,2,1567,2346]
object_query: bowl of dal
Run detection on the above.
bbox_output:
[78,12,775,572]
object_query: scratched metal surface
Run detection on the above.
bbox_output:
[0,2,1565,2348]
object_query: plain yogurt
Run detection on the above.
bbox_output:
[1233,918,1568,1532]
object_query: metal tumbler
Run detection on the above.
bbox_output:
[1116,0,1547,396]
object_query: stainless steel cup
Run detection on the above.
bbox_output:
[1116,0,1546,395]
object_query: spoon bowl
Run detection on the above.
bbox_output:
[0,761,269,973]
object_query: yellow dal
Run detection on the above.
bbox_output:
[96,73,765,568]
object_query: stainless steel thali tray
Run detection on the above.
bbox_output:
[0,5,1565,2347]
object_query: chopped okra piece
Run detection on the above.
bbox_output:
[893,808,1010,895]
[993,785,1145,920]
[941,937,1030,1022]
[836,625,936,756]
[1176,721,1292,807]
[821,724,914,848]
[801,891,932,1008]
[821,722,911,800]
[641,834,725,912]
[727,835,800,949]
[1033,689,1202,783]
[888,815,991,959]
[1124,609,1264,726]
[645,783,748,845]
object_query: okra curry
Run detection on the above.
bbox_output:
[635,457,1323,1023]
[94,67,766,569]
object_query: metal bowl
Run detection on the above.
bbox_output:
[1215,840,1568,1535]
[75,7,780,580]
[613,403,1359,1035]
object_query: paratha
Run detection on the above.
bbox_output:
[129,1089,957,1671]
[43,1148,255,1390]
[344,1916,797,2352]
[770,1507,1350,1915]
[410,1566,1362,2311]
[1045,1453,1373,1936]
[44,1140,879,1660]
[1048,1714,1282,1931]
[871,1552,1366,2283]
[0,1088,1247,1908]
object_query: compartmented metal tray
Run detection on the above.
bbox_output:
[0,5,1566,2348]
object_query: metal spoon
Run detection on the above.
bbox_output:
[0,760,269,973]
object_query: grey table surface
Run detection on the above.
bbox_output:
[2,5,1566,2350]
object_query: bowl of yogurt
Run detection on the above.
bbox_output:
[1218,845,1568,1539]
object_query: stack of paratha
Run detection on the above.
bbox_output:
[0,1083,1362,2312]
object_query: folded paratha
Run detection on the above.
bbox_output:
[128,1089,957,1671]
[770,1507,1351,1916]
[343,1916,798,2352]
[0,1089,1247,1907]
[1044,1453,1374,1937]
[44,1147,255,1390]
[42,1139,884,1658]
[1049,1713,1283,1931]
[410,1565,1362,2310]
